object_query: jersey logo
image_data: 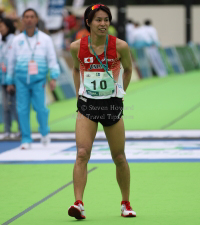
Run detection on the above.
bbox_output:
[19,40,24,46]
[84,57,93,63]
[102,58,114,62]
[88,64,103,70]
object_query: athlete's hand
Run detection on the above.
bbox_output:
[50,79,56,91]
[7,85,15,93]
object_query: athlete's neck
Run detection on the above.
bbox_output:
[26,28,35,37]
[90,33,107,47]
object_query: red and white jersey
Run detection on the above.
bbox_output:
[78,35,124,99]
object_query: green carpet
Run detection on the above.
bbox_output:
[0,71,200,132]
[0,163,200,225]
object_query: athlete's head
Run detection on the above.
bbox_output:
[22,8,38,29]
[84,4,112,35]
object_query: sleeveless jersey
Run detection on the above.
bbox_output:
[78,35,124,99]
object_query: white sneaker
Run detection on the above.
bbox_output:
[41,134,50,146]
[68,200,86,219]
[14,132,21,138]
[11,132,21,139]
[121,201,136,217]
[3,132,10,139]
[20,143,31,150]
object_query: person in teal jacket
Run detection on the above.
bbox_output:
[0,17,20,139]
[6,9,60,149]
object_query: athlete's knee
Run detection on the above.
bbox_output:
[76,148,91,163]
[112,153,126,166]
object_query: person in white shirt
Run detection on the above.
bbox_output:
[0,17,20,139]
[125,19,135,47]
[132,22,152,48]
[143,19,160,47]
[7,9,60,149]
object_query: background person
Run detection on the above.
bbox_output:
[68,4,136,220]
[132,22,153,49]
[125,19,135,47]
[6,8,60,149]
[0,17,20,139]
[143,19,160,47]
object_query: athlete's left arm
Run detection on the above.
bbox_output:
[116,39,132,91]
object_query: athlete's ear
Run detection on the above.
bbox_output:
[86,19,90,27]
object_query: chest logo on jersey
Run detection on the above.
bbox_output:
[88,64,103,70]
[18,40,24,46]
[101,58,114,62]
[84,57,93,63]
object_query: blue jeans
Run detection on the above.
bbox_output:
[2,85,20,133]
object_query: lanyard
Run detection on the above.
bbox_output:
[88,35,114,81]
[88,35,126,94]
[24,31,38,60]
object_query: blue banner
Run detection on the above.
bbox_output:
[145,47,168,77]
[135,48,152,78]
[48,0,66,16]
[56,57,76,99]
[164,47,184,74]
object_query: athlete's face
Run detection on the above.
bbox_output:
[89,10,110,36]
[23,10,38,29]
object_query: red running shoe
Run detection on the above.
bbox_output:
[121,201,136,217]
[68,200,86,219]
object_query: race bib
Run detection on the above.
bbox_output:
[28,60,38,75]
[1,63,7,73]
[84,71,115,96]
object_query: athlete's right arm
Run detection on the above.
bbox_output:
[70,40,81,99]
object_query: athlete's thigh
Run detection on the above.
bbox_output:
[76,112,98,155]
[103,118,125,158]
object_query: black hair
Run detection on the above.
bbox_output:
[144,20,151,26]
[22,8,38,18]
[127,19,134,24]
[134,22,140,27]
[0,18,16,41]
[84,4,112,33]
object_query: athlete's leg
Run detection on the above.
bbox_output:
[103,118,130,201]
[74,112,98,201]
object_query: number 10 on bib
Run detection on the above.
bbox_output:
[84,71,115,96]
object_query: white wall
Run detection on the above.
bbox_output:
[68,5,199,47]
[192,6,200,44]
[126,6,185,47]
